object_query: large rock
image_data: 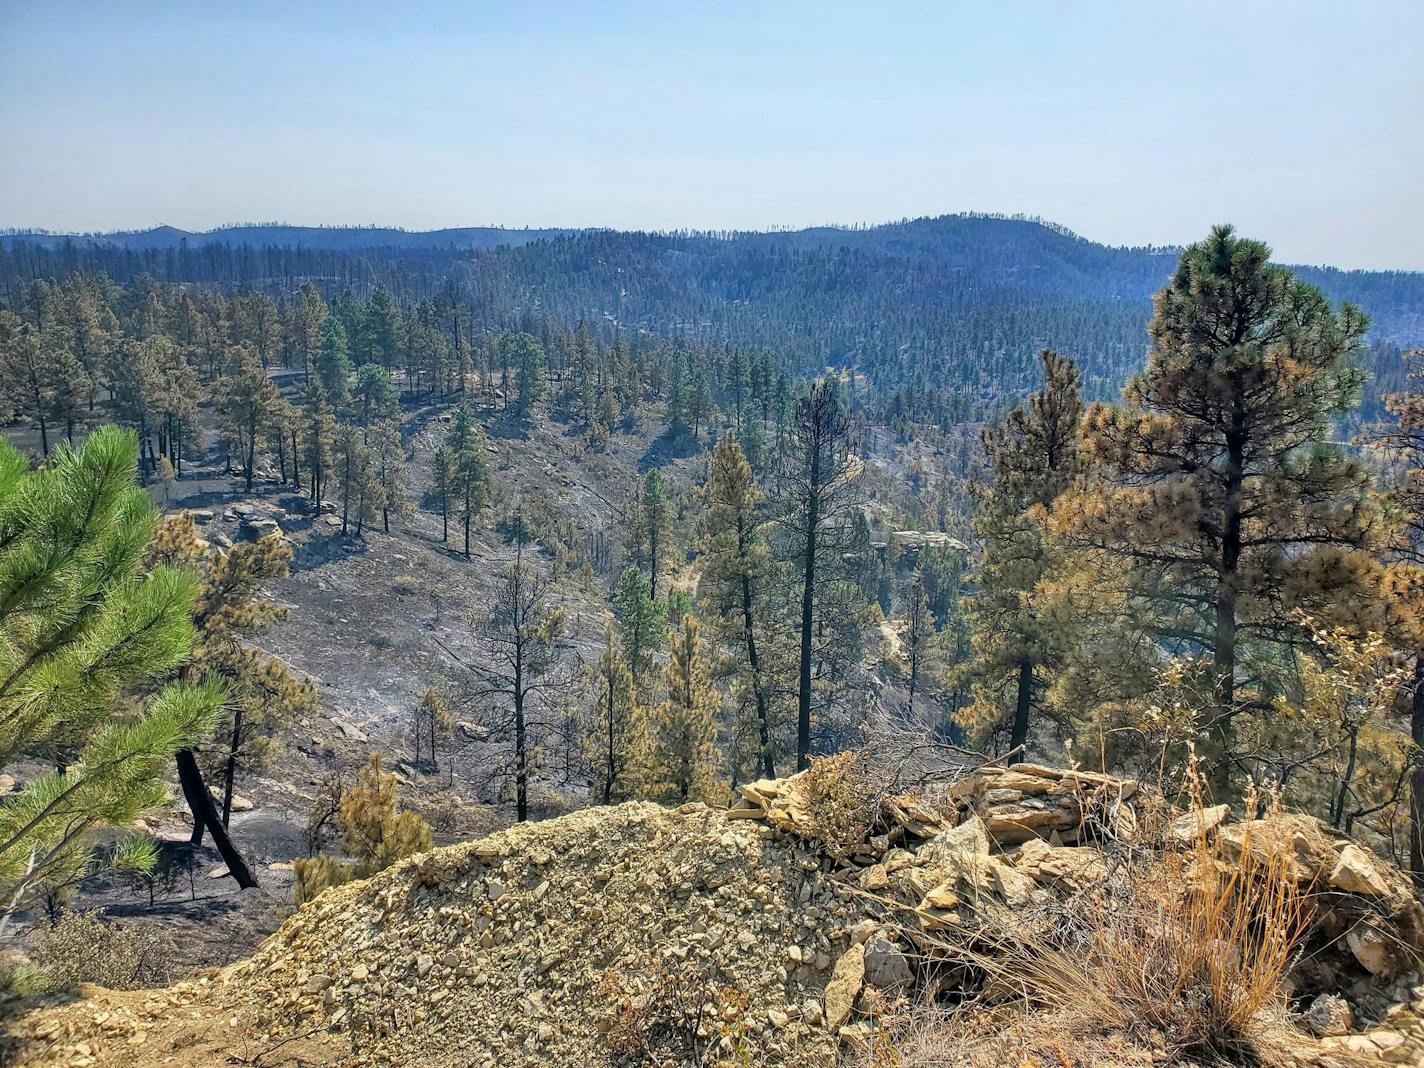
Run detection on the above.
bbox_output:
[862,937,912,991]
[1169,804,1230,843]
[1300,993,1353,1037]
[240,516,282,541]
[823,943,865,1031]
[949,763,1138,845]
[1011,838,1105,892]
[1330,844,1391,897]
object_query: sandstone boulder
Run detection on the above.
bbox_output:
[862,937,912,991]
[823,943,865,1031]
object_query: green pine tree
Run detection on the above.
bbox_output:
[0,427,224,915]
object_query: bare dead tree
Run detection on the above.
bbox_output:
[443,542,580,821]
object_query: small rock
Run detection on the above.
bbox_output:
[1301,993,1353,1037]
[1347,922,1399,977]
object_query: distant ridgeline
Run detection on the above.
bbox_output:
[3,215,1420,421]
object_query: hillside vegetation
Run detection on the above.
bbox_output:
[2,222,1424,1065]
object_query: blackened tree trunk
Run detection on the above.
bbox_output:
[1411,659,1424,887]
[1208,413,1246,799]
[221,708,242,828]
[795,430,821,772]
[1010,659,1032,753]
[741,571,774,780]
[514,637,527,822]
[176,749,258,889]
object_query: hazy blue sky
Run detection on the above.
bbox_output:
[3,1,1420,269]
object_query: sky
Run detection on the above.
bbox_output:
[2,1,1421,270]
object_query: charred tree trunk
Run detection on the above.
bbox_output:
[1208,412,1246,799]
[1410,658,1424,887]
[741,571,774,780]
[176,749,258,889]
[221,708,243,828]
[796,458,820,772]
[1010,659,1032,753]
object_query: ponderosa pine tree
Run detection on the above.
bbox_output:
[634,468,673,599]
[335,422,384,537]
[368,419,407,534]
[430,444,456,543]
[458,543,578,821]
[588,625,640,803]
[775,379,859,770]
[214,346,281,492]
[0,310,56,458]
[364,289,403,372]
[289,282,327,382]
[293,754,431,904]
[499,331,546,417]
[966,349,1083,754]
[440,401,490,556]
[144,515,318,835]
[315,316,352,408]
[303,385,337,504]
[411,688,451,771]
[1063,226,1382,793]
[636,614,720,803]
[354,363,398,429]
[0,428,225,913]
[1375,350,1424,883]
[614,566,665,688]
[901,564,938,716]
[149,340,201,476]
[454,431,490,558]
[698,434,777,778]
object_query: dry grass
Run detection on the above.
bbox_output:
[859,796,1317,1067]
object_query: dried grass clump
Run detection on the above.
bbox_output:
[599,959,751,1066]
[33,910,175,992]
[878,801,1314,1066]
[802,751,889,861]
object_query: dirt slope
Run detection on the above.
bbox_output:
[7,801,864,1068]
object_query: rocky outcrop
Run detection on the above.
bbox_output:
[1216,812,1424,979]
[12,760,1424,1068]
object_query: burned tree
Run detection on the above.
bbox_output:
[448,544,578,821]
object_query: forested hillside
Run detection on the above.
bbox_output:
[5,215,1420,427]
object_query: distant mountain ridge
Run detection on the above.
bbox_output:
[1,223,578,252]
[7,212,1417,286]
